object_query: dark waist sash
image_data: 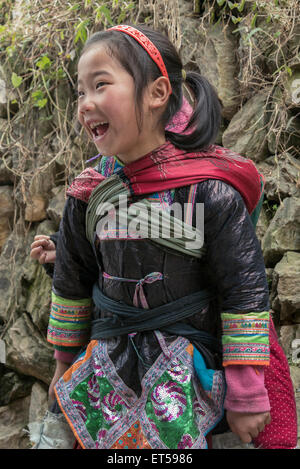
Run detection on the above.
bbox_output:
[91,283,222,367]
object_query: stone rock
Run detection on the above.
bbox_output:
[222,91,270,161]
[25,195,47,222]
[30,162,57,195]
[28,410,75,449]
[283,63,300,109]
[257,153,300,202]
[280,325,300,360]
[0,185,14,217]
[0,396,31,449]
[0,225,33,323]
[267,86,300,156]
[272,252,300,322]
[256,205,269,244]
[262,197,300,266]
[0,65,18,119]
[4,313,55,384]
[179,15,240,120]
[212,431,255,449]
[0,152,15,185]
[28,381,49,423]
[290,367,300,444]
[0,370,34,407]
[23,160,60,222]
[35,218,58,238]
[46,186,66,228]
[0,78,6,115]
[51,81,73,129]
[290,366,300,391]
[0,218,57,329]
[0,185,14,250]
[24,219,56,331]
[22,219,57,331]
[25,264,52,333]
[237,17,288,78]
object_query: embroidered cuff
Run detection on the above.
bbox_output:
[221,311,270,367]
[47,292,92,348]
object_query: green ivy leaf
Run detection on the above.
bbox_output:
[68,4,80,11]
[35,98,48,109]
[228,1,237,9]
[98,6,113,25]
[238,0,245,12]
[251,12,258,28]
[231,15,242,24]
[245,27,263,41]
[36,55,51,70]
[285,66,292,77]
[217,0,226,6]
[11,72,22,88]
[32,90,44,100]
[74,20,89,44]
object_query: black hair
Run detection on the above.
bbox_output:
[81,24,221,152]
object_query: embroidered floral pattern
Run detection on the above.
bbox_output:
[92,355,104,378]
[167,361,191,384]
[151,381,187,422]
[102,390,129,423]
[95,429,107,448]
[55,333,226,449]
[87,375,101,409]
[177,434,194,449]
[71,400,87,422]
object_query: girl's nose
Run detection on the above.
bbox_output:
[78,95,96,113]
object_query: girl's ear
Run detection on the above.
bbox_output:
[147,76,172,110]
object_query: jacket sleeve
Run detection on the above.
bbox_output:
[47,196,99,361]
[199,179,270,367]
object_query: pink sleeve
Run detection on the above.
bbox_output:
[224,365,270,413]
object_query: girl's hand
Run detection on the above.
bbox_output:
[226,410,271,444]
[48,360,70,404]
[30,235,56,264]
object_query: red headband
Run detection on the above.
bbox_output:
[107,25,171,84]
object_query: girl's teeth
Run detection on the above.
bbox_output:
[93,122,109,138]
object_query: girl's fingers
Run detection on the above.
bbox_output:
[239,432,252,444]
[250,428,260,439]
[31,239,50,250]
[34,235,50,241]
[39,253,46,264]
[30,246,43,259]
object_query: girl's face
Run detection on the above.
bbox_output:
[77,44,166,164]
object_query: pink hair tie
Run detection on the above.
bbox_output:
[107,24,172,93]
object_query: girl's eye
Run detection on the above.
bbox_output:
[96,82,106,89]
[77,90,84,98]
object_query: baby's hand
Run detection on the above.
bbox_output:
[226,410,271,444]
[30,235,56,264]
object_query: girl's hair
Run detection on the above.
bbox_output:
[81,25,221,151]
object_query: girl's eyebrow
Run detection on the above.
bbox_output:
[78,70,111,85]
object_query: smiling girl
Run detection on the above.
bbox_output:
[44,25,297,449]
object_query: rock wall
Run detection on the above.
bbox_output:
[0,0,299,448]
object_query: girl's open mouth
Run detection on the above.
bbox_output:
[89,122,109,140]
